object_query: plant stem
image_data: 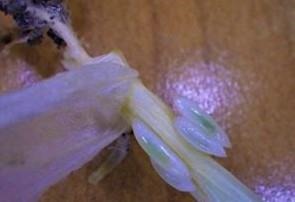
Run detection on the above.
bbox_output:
[30,7,91,67]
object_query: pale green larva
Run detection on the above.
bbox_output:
[174,97,231,148]
[132,119,195,192]
[174,116,227,157]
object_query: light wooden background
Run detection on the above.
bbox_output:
[0,1,294,202]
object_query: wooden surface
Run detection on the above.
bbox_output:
[1,0,295,201]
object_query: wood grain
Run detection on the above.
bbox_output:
[1,0,294,201]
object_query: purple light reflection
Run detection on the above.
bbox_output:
[253,154,295,202]
[157,60,243,125]
[0,57,41,93]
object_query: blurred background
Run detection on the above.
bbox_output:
[0,1,294,201]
